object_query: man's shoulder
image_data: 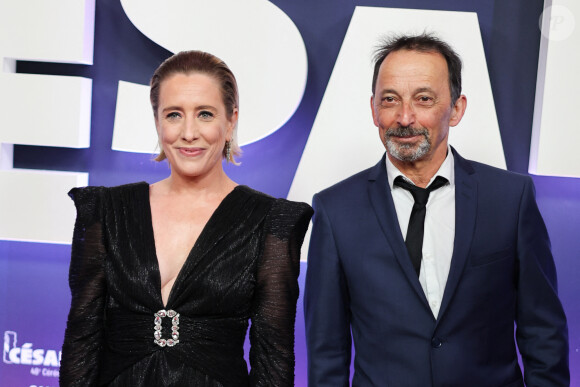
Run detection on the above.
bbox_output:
[454,149,532,187]
[464,158,531,185]
[315,164,377,203]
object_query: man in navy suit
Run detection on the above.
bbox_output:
[304,34,569,386]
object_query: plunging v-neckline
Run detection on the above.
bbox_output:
[146,184,243,309]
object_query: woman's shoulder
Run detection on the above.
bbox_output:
[68,182,149,223]
[68,181,148,201]
[271,197,314,222]
[235,185,313,215]
[235,186,312,239]
[234,185,273,201]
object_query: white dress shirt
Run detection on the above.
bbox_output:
[385,149,455,318]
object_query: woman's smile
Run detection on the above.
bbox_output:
[177,146,205,157]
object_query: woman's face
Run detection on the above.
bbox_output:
[155,72,237,180]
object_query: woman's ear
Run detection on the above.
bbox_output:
[227,108,239,139]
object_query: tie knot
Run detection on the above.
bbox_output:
[394,175,448,206]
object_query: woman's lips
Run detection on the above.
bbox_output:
[178,147,204,157]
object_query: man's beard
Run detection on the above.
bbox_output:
[384,126,431,162]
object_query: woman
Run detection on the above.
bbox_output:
[60,51,313,386]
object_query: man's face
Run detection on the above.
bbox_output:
[371,49,465,165]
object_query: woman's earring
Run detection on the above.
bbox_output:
[225,140,231,162]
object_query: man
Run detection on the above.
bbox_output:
[304,34,569,386]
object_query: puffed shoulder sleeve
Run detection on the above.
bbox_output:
[60,187,107,387]
[249,199,313,387]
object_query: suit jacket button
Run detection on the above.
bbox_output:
[431,337,442,348]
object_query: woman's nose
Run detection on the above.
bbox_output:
[181,118,198,141]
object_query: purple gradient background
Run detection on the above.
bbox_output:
[1,0,578,385]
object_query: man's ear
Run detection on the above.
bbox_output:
[449,95,467,127]
[370,95,379,127]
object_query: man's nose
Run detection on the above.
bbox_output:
[397,101,416,127]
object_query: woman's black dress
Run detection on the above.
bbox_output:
[59,183,313,386]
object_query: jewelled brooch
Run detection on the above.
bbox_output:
[154,309,180,347]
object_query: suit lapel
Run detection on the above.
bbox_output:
[436,148,477,324]
[367,154,430,308]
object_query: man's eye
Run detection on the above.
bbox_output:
[418,96,432,102]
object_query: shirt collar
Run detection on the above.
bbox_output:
[385,146,455,189]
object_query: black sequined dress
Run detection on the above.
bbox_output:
[59,183,313,387]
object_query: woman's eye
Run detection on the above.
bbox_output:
[199,111,214,120]
[166,112,181,119]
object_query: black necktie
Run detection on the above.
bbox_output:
[394,175,449,277]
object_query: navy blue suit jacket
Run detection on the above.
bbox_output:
[304,149,569,386]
